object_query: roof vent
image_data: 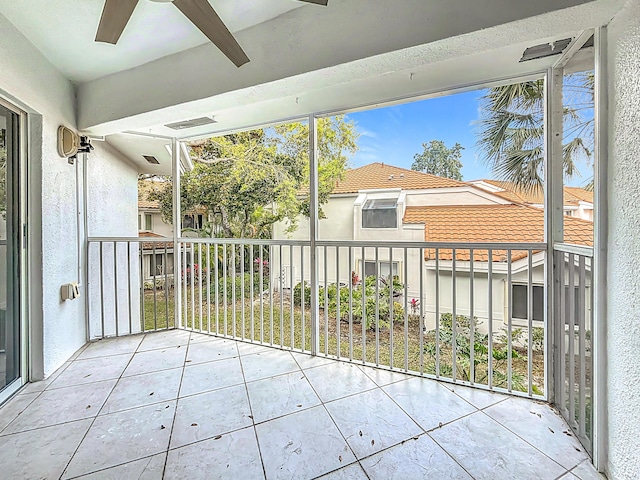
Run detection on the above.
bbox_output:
[400,173,405,178]
[143,155,160,165]
[164,116,217,130]
[389,175,394,180]
[519,38,572,62]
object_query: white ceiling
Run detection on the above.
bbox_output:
[0,0,305,82]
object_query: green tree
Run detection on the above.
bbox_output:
[148,116,358,238]
[411,140,464,180]
[476,73,594,192]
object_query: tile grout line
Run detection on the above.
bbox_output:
[476,409,582,473]
[237,340,268,480]
[370,378,479,479]
[57,333,147,480]
[298,363,367,478]
[425,430,478,479]
[161,332,195,479]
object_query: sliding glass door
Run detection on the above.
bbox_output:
[0,100,23,399]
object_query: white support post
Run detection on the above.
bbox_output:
[592,25,608,472]
[544,66,565,403]
[309,115,320,355]
[172,138,182,330]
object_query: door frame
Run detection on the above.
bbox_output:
[0,95,29,405]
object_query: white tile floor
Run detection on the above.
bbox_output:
[0,330,605,480]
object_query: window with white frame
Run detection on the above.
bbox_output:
[511,284,544,322]
[139,213,153,231]
[362,198,397,228]
[361,260,399,279]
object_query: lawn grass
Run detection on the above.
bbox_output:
[166,284,546,394]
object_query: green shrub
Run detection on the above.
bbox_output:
[294,275,406,330]
[213,273,269,301]
[424,313,527,391]
[293,281,311,308]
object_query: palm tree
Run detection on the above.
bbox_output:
[476,72,594,192]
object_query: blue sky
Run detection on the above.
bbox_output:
[344,89,593,186]
[345,90,492,181]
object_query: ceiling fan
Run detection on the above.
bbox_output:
[95,0,329,68]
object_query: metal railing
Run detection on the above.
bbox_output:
[178,238,548,399]
[553,243,594,454]
[87,237,176,339]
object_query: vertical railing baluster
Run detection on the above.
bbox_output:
[403,247,408,372]
[507,250,513,392]
[241,244,245,341]
[270,245,274,346]
[198,244,203,332]
[127,242,132,335]
[488,249,493,389]
[181,244,186,331]
[100,242,105,337]
[139,242,145,333]
[279,244,284,348]
[114,242,120,336]
[469,249,475,384]
[578,254,587,437]
[260,245,265,344]
[435,248,440,377]
[568,253,576,425]
[419,247,424,375]
[164,244,169,329]
[452,248,457,382]
[214,242,219,335]
[336,247,341,359]
[152,243,157,332]
[290,246,294,351]
[375,247,379,366]
[250,244,254,341]
[232,244,237,338]
[206,242,211,334]
[190,243,195,331]
[389,246,394,370]
[299,245,304,351]
[558,251,567,415]
[223,244,228,337]
[348,246,353,361]
[361,246,366,364]
[528,250,534,396]
[324,245,328,356]
[267,245,273,346]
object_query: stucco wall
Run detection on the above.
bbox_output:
[0,13,141,377]
[86,142,140,340]
[606,1,640,478]
[0,12,79,379]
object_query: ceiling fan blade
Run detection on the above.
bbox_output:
[173,0,250,68]
[95,0,140,44]
[298,0,329,5]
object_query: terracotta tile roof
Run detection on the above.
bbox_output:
[139,200,160,209]
[332,163,466,194]
[477,180,593,206]
[139,231,173,251]
[403,204,593,262]
[565,186,594,204]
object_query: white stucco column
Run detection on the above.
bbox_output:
[606,1,640,478]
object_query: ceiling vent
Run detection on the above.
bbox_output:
[143,155,160,165]
[164,117,217,130]
[519,38,572,63]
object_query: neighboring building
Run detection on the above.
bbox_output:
[273,162,593,333]
[469,179,594,221]
[139,232,174,282]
